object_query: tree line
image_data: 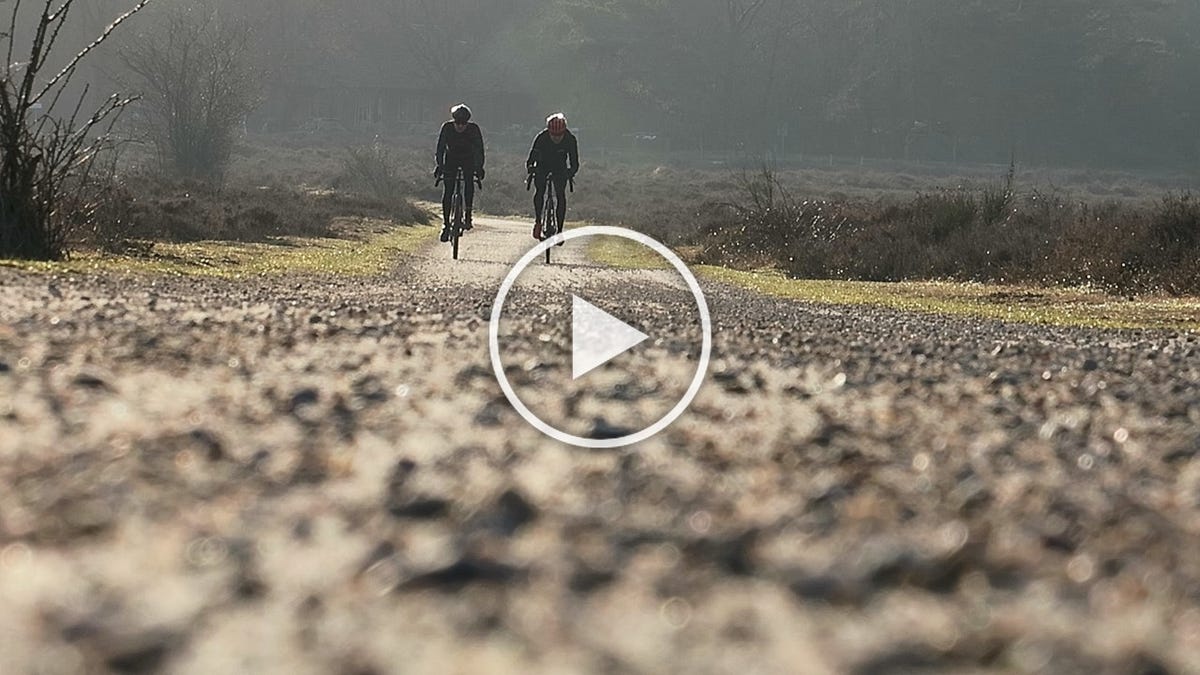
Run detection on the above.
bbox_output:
[220,0,1200,167]
[24,0,1200,167]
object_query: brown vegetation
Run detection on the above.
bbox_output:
[57,136,1194,298]
[686,166,1200,295]
[80,173,428,250]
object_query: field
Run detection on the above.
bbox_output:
[232,136,1200,295]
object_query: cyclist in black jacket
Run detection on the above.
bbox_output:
[434,104,485,242]
[526,113,579,240]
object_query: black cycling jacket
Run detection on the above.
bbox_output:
[526,130,579,176]
[436,121,485,169]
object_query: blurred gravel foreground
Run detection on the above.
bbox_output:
[2,218,1199,674]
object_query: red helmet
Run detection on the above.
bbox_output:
[547,113,567,135]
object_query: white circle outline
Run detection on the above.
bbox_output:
[489,226,712,449]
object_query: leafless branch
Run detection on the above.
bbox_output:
[1,0,150,259]
[34,0,153,105]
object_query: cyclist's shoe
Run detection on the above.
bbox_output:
[463,216,473,231]
[532,220,542,240]
[439,225,452,243]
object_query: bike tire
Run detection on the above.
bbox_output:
[544,181,558,264]
[452,180,464,260]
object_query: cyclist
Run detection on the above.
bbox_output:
[434,104,485,242]
[526,113,579,240]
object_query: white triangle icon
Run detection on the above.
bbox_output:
[572,295,650,380]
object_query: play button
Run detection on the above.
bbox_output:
[489,226,712,449]
[571,296,649,379]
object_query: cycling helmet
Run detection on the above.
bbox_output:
[451,104,472,123]
[547,113,567,135]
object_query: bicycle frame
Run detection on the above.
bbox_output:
[527,171,575,264]
[436,167,482,261]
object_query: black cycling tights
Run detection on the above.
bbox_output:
[533,173,568,226]
[441,164,475,225]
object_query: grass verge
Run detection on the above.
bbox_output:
[702,267,1200,332]
[587,233,688,270]
[0,219,436,279]
[588,236,1200,331]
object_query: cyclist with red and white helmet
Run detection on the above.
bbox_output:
[526,113,579,240]
[434,104,485,242]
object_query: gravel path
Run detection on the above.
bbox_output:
[1,217,1199,674]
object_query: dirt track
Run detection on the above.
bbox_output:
[2,217,1199,674]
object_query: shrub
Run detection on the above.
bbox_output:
[105,173,426,245]
[980,160,1016,226]
[689,163,1200,295]
[120,6,260,183]
[1151,193,1200,249]
[341,142,405,203]
[0,1,150,260]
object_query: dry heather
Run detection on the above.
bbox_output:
[99,138,1199,297]
[76,172,428,253]
[688,171,1200,295]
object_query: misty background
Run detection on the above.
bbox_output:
[5,0,1198,292]
[47,0,1200,169]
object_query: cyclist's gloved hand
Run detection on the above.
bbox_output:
[434,166,444,179]
[475,168,486,181]
[526,163,536,175]
[568,168,579,180]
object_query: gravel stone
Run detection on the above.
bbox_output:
[0,218,1197,673]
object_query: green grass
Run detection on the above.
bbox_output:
[0,220,437,279]
[586,233,679,270]
[589,236,667,270]
[588,236,1200,331]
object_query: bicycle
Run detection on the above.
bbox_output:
[435,167,482,260]
[526,171,574,264]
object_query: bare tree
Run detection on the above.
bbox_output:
[120,6,259,182]
[721,0,768,146]
[388,0,493,90]
[0,0,151,260]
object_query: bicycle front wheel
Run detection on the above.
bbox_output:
[544,194,556,264]
[452,189,463,260]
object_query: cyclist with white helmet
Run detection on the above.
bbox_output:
[526,113,579,240]
[434,104,485,242]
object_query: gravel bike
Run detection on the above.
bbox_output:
[435,167,482,260]
[526,171,574,264]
